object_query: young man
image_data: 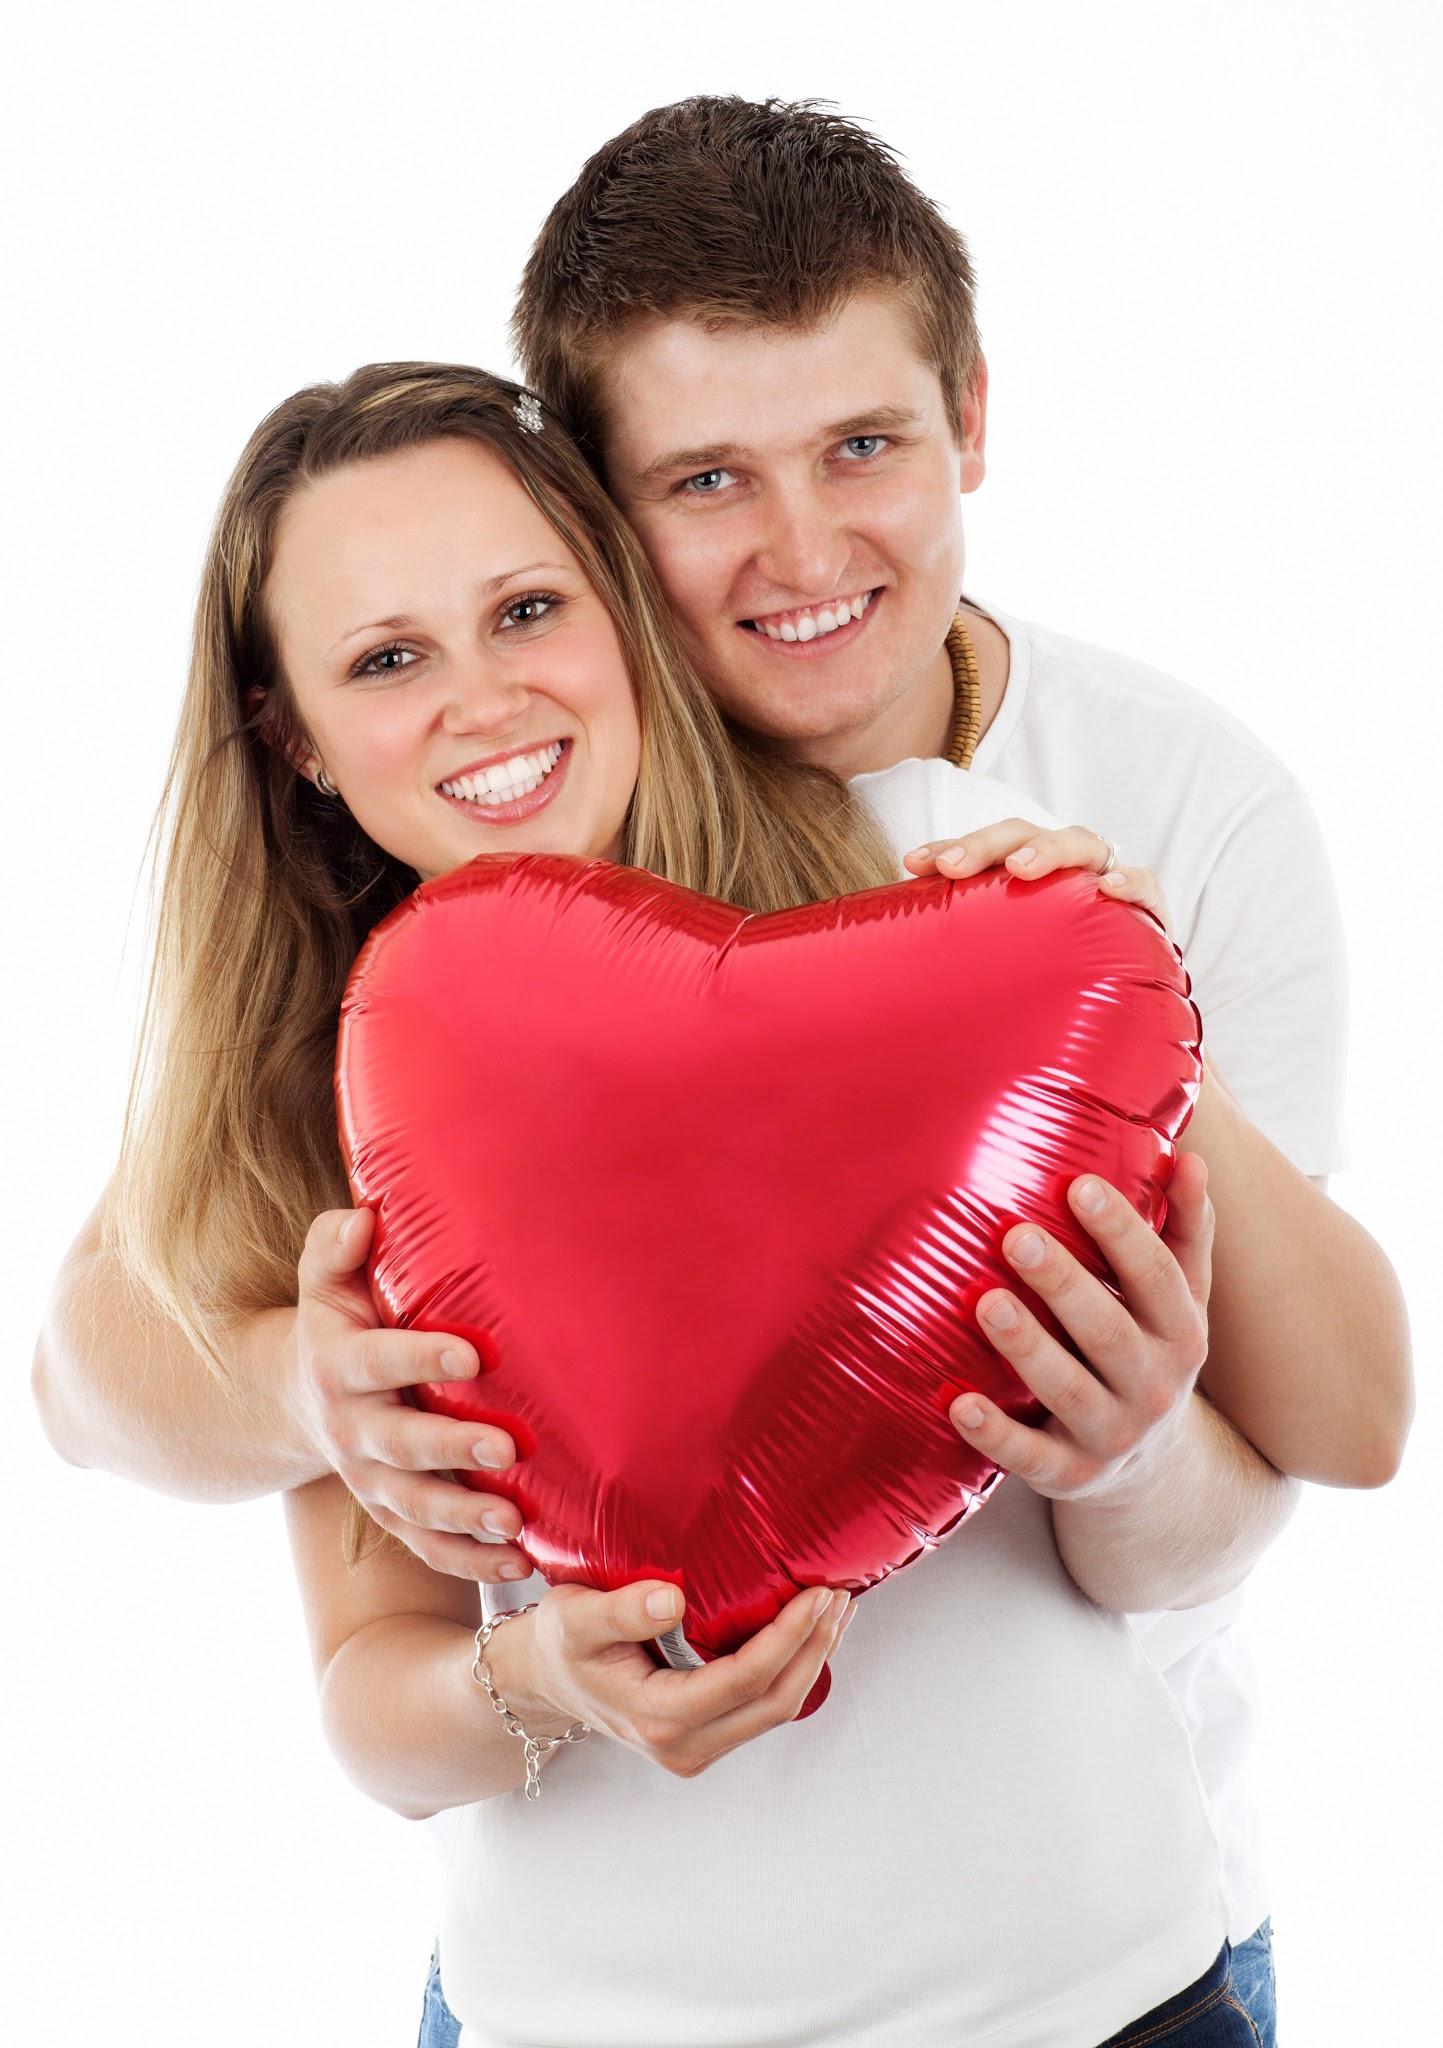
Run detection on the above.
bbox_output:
[33,98,1409,2048]
[494,95,1413,2043]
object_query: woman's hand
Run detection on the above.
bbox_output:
[490,1579,856,1777]
[290,1206,530,1584]
[904,819,1172,937]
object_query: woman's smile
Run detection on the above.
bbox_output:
[265,436,642,881]
[436,736,573,822]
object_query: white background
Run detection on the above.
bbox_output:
[4,2,1439,2041]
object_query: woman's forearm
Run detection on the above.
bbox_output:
[31,1199,323,1499]
[1053,1391,1300,1612]
[1182,1070,1413,1488]
[318,1610,575,1818]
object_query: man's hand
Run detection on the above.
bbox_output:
[290,1207,530,1583]
[947,1156,1214,1501]
[904,818,1173,938]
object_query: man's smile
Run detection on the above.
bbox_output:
[739,587,882,655]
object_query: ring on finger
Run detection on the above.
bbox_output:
[1098,837,1119,874]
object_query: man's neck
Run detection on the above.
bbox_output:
[800,605,1012,779]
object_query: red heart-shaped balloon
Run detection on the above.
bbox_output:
[336,856,1200,1672]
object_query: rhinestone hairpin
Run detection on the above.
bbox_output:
[513,391,544,434]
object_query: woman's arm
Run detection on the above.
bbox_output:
[1182,1065,1412,1488]
[286,1475,857,1818]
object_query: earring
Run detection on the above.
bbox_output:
[316,768,339,797]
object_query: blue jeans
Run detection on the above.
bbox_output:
[417,1947,460,2048]
[1228,1920,1277,2046]
[418,1927,1278,2046]
[1096,1942,1263,2046]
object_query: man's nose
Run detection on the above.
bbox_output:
[754,486,851,600]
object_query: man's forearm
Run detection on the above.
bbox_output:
[32,1209,324,1499]
[1184,1068,1412,1488]
[1051,1390,1299,1613]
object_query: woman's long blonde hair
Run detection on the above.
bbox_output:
[106,361,897,1402]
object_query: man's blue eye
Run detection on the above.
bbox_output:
[841,436,885,458]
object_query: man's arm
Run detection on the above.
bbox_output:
[949,1154,1297,1612]
[31,1197,532,1583]
[1052,1393,1300,1613]
[1183,1066,1412,1488]
[31,1192,318,1499]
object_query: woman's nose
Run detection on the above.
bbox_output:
[440,658,532,735]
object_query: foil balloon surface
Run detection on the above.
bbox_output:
[336,854,1202,1688]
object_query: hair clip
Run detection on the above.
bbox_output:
[513,391,544,434]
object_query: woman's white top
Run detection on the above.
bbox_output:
[448,1478,1228,2048]
[442,609,1346,2039]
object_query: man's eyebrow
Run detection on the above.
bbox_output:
[327,562,569,656]
[634,442,750,487]
[633,407,927,487]
[821,405,926,439]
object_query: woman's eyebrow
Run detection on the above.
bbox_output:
[327,563,573,656]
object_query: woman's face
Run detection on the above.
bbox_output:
[264,436,643,881]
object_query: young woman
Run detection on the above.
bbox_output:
[94,360,1335,2046]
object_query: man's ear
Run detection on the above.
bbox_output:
[958,354,989,496]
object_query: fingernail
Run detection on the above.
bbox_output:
[480,1510,511,1536]
[336,1213,359,1249]
[984,1296,1019,1329]
[1008,846,1038,866]
[1009,1230,1045,1268]
[498,1561,529,1580]
[647,1587,680,1619]
[955,1400,986,1430]
[471,1440,505,1468]
[811,1588,835,1622]
[439,1349,474,1378]
[1074,1178,1106,1216]
[1101,871,1127,890]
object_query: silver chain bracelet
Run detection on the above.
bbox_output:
[471,1603,591,1801]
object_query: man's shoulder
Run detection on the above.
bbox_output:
[1000,610,1300,795]
[851,756,1064,852]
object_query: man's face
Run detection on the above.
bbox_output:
[598,289,986,758]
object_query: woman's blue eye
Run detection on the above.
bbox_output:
[682,468,736,495]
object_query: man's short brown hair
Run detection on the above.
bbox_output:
[513,96,981,457]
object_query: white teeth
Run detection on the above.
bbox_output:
[440,741,564,805]
[752,590,874,642]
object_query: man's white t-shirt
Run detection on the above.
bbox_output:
[854,597,1349,1947]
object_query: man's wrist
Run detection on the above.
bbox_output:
[1067,1394,1201,1514]
[254,1304,332,1486]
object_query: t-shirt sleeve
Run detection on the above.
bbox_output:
[1173,773,1348,1177]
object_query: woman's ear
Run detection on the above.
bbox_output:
[242,684,320,782]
